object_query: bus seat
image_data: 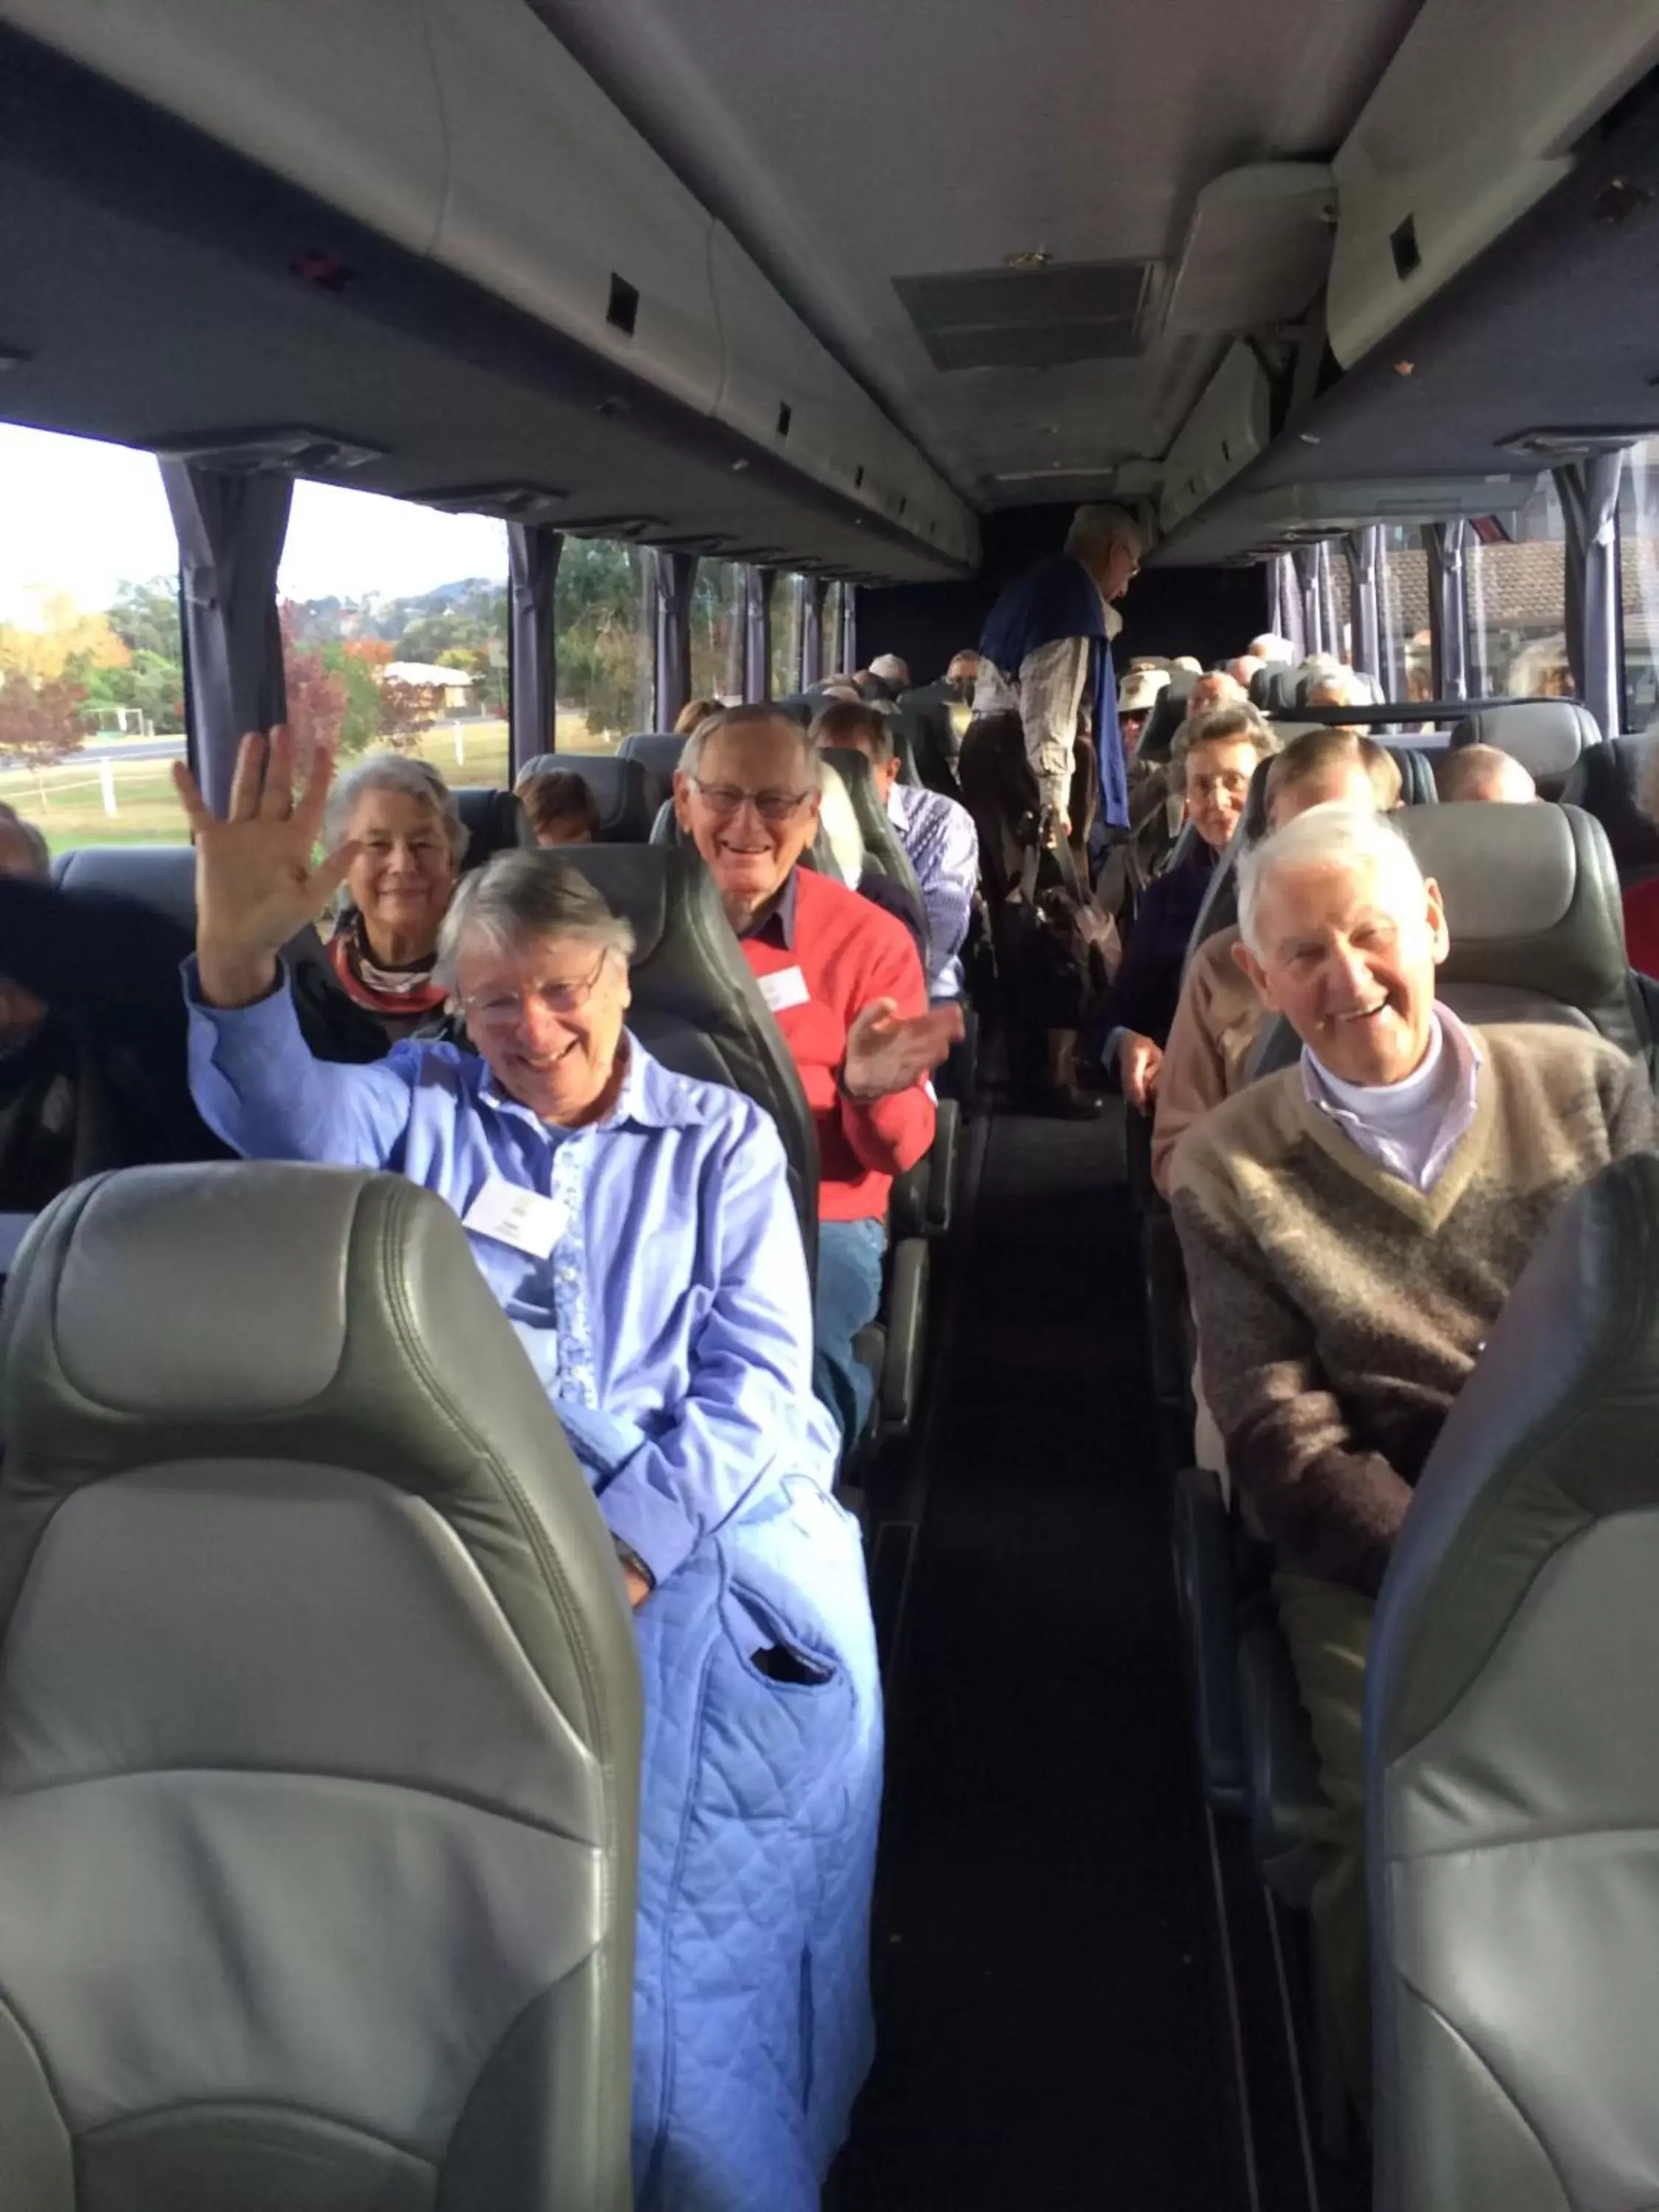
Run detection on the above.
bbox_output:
[619,731,684,816]
[895,686,956,790]
[0,1161,641,2211]
[820,745,925,907]
[1448,699,1598,800]
[1250,667,1299,714]
[516,752,653,843]
[1367,1151,1659,2212]
[1135,670,1197,764]
[545,844,820,1276]
[1389,748,1439,805]
[774,694,816,728]
[1559,732,1659,882]
[51,843,197,934]
[452,785,532,872]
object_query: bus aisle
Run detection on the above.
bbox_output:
[835,1101,1240,2209]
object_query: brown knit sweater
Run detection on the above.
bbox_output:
[1169,1023,1659,1595]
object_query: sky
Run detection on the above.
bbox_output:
[0,422,509,622]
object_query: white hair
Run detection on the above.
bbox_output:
[1237,803,1426,959]
[1249,633,1296,664]
[1065,502,1144,559]
[324,753,468,863]
[869,653,911,688]
[1304,666,1371,709]
[435,848,634,988]
[677,705,817,782]
[816,759,865,886]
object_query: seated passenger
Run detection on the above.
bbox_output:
[1225,653,1265,692]
[0,805,227,1194]
[514,765,602,846]
[175,731,880,2212]
[1171,654,1203,675]
[945,649,980,700]
[673,707,961,1448]
[1304,667,1371,729]
[672,695,724,737]
[811,698,978,1001]
[1169,804,1659,2093]
[1186,669,1247,713]
[866,652,911,696]
[1149,730,1402,1188]
[1108,705,1280,1109]
[1118,664,1170,754]
[1248,632,1296,664]
[1436,742,1538,803]
[316,754,467,1053]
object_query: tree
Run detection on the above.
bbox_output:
[0,675,85,772]
[0,591,128,686]
[555,542,650,737]
[279,604,347,754]
[378,676,443,747]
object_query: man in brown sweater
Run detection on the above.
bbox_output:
[1169,801,1658,2097]
[1150,730,1403,1195]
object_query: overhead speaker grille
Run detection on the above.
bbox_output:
[893,261,1158,372]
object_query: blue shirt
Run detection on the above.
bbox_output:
[184,961,838,1588]
[887,781,978,999]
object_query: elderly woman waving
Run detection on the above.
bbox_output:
[174,731,880,2212]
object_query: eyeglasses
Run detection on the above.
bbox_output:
[463,950,609,1029]
[688,777,813,823]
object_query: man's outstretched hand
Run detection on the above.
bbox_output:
[842,998,964,1102]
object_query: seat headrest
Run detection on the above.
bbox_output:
[1370,1150,1659,1759]
[619,731,685,815]
[517,752,652,843]
[1561,734,1659,878]
[1449,700,1598,795]
[1137,674,1197,763]
[451,786,532,872]
[1,1164,587,1503]
[50,843,197,935]
[1393,802,1632,1043]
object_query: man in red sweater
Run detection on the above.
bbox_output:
[675,707,962,1446]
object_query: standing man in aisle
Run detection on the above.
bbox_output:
[960,502,1144,1111]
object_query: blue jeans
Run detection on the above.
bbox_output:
[813,1217,887,1450]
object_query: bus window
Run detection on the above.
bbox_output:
[1618,437,1659,733]
[771,571,805,697]
[1380,523,1432,703]
[553,540,653,751]
[1465,478,1572,700]
[0,423,188,852]
[689,557,745,704]
[279,483,509,785]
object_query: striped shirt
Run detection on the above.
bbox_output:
[887,781,979,1001]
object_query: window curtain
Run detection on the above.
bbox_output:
[650,549,694,732]
[1554,452,1624,737]
[743,565,776,700]
[1422,521,1469,700]
[507,521,562,771]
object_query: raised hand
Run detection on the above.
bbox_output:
[173,729,358,1008]
[842,997,964,1103]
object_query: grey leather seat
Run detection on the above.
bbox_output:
[549,845,820,1274]
[0,1161,641,2211]
[1559,731,1659,883]
[517,752,653,843]
[51,842,197,933]
[1248,801,1641,1074]
[1135,670,1197,763]
[618,731,684,816]
[453,785,532,872]
[820,745,925,908]
[1448,698,1598,800]
[1367,1151,1659,2212]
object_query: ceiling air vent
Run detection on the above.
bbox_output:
[893,260,1157,372]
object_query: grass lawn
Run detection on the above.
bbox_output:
[16,712,626,854]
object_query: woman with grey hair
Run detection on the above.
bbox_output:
[316,753,468,1044]
[174,729,883,2212]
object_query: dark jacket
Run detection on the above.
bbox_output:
[1102,837,1218,1046]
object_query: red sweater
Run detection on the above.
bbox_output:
[1626,878,1659,981]
[740,868,936,1222]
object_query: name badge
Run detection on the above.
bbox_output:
[462,1180,567,1260]
[757,965,811,1014]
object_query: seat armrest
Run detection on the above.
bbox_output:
[888,1161,929,1240]
[925,1099,959,1235]
[1171,1467,1248,1815]
[879,1237,930,1439]
[1237,1616,1325,1909]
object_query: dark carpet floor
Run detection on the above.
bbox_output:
[835,1107,1241,2209]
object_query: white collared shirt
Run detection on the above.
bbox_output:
[1302,1004,1484,1192]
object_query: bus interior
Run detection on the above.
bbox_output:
[4,1,1659,2205]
